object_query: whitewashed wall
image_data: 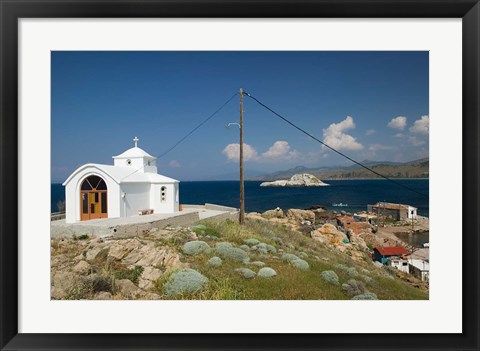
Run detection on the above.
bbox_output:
[150,183,179,213]
[64,168,121,223]
[120,183,151,217]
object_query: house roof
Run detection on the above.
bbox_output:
[375,246,410,256]
[63,163,179,185]
[370,202,416,211]
[113,146,156,160]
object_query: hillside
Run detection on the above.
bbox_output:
[51,211,428,300]
[250,158,429,181]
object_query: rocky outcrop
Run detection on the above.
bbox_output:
[260,173,329,187]
[311,223,347,244]
[287,209,315,224]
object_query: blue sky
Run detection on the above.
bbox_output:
[51,51,429,182]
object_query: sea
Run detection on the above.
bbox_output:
[51,179,429,217]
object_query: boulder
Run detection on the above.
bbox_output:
[141,266,163,281]
[123,242,184,269]
[93,291,113,300]
[287,209,315,223]
[114,279,144,299]
[85,246,107,261]
[73,260,91,275]
[261,208,285,219]
[53,271,81,296]
[311,223,347,244]
[138,278,155,290]
[108,239,142,260]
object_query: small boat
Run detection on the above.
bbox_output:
[332,203,348,207]
[423,243,430,248]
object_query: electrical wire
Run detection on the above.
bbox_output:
[244,92,429,198]
[119,92,238,181]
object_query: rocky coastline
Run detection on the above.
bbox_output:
[260,173,329,187]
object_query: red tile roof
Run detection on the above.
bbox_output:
[375,246,410,256]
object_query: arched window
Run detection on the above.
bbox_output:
[161,186,166,202]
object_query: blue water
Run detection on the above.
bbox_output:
[51,179,429,216]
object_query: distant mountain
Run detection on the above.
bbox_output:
[249,158,429,181]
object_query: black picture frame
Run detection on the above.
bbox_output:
[1,1,478,350]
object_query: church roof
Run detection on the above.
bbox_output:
[62,163,179,185]
[113,146,156,160]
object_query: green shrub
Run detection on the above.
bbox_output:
[291,258,310,271]
[163,269,209,297]
[112,266,144,284]
[235,268,256,279]
[352,292,378,300]
[342,279,368,297]
[251,261,265,267]
[281,253,300,262]
[208,256,223,267]
[244,238,260,246]
[215,242,250,263]
[182,241,211,256]
[320,270,340,285]
[257,267,277,278]
[266,244,277,254]
[239,245,250,252]
[336,263,358,277]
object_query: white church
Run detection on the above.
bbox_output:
[63,137,180,223]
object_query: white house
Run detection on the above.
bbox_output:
[63,137,179,223]
[409,259,430,282]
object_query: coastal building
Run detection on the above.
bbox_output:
[387,257,410,273]
[63,137,179,223]
[367,202,417,221]
[409,259,430,282]
[373,246,410,264]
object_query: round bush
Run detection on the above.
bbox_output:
[239,245,250,252]
[208,256,223,267]
[298,252,308,259]
[342,279,368,297]
[258,267,277,278]
[163,269,209,297]
[352,292,378,300]
[282,253,300,263]
[290,258,310,271]
[251,244,268,254]
[235,268,256,279]
[320,270,340,285]
[266,244,277,254]
[182,241,212,256]
[216,242,250,263]
[251,261,265,267]
[244,238,260,246]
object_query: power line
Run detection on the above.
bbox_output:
[244,92,429,198]
[119,92,238,182]
[157,92,238,159]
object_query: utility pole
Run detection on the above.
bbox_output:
[239,88,245,225]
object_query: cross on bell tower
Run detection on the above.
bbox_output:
[133,136,139,147]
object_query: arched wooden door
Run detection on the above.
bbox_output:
[80,175,108,221]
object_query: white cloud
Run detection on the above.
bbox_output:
[222,143,258,162]
[169,160,181,168]
[394,133,404,138]
[322,116,363,151]
[365,129,375,136]
[408,136,426,146]
[261,141,300,161]
[410,115,429,134]
[388,116,407,130]
[222,141,300,163]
